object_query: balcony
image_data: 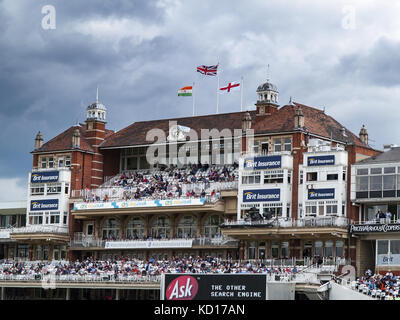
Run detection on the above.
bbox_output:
[70,236,238,249]
[71,181,237,200]
[222,216,349,229]
[11,225,68,234]
[9,225,69,242]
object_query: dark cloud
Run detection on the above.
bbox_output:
[338,37,400,87]
[0,0,399,197]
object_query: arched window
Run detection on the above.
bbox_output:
[177,215,197,238]
[126,217,145,240]
[203,215,223,238]
[151,216,170,239]
[102,218,120,240]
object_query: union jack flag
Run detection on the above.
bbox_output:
[196,64,218,76]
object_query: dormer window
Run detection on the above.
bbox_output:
[41,157,47,168]
[48,157,54,168]
[65,156,71,167]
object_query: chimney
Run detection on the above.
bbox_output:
[294,107,304,129]
[242,111,252,131]
[34,131,43,150]
[72,128,81,148]
[359,124,368,145]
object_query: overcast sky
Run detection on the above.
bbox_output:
[1,0,400,201]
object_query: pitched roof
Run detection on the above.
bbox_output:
[252,102,368,147]
[355,147,400,164]
[100,111,256,149]
[100,102,368,149]
[32,125,95,154]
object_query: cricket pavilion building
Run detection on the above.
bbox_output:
[6,76,380,275]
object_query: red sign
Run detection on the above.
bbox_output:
[165,275,199,300]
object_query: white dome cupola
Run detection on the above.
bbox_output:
[86,87,107,122]
[256,65,279,105]
[255,65,279,115]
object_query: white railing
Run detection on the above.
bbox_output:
[181,181,238,194]
[0,273,161,283]
[0,272,321,284]
[223,216,349,228]
[70,236,239,248]
[11,225,69,234]
[241,151,292,157]
[352,219,400,225]
[72,182,237,201]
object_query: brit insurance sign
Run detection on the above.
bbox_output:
[31,171,59,183]
[243,156,281,170]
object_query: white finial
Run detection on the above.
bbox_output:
[267,64,270,82]
[96,86,99,103]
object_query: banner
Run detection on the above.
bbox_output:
[243,189,280,202]
[350,223,400,233]
[308,188,335,200]
[30,199,59,211]
[161,274,267,300]
[105,239,193,249]
[243,156,281,170]
[0,231,10,239]
[74,198,206,211]
[307,155,335,166]
[377,254,400,266]
[31,171,59,183]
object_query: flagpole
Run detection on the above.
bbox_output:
[192,82,195,117]
[216,62,220,114]
[216,71,220,114]
[240,76,244,112]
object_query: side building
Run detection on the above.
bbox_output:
[350,145,400,276]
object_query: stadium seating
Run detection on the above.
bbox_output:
[82,164,238,202]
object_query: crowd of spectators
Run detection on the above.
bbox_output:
[0,256,299,281]
[84,163,238,202]
[352,269,400,300]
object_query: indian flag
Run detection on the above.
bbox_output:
[178,86,193,96]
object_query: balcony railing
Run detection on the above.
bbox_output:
[70,236,238,249]
[241,151,292,157]
[71,181,237,200]
[222,216,349,228]
[10,225,69,235]
[0,273,161,283]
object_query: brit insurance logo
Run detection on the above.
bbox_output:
[307,188,335,200]
[307,155,335,166]
[245,159,255,168]
[30,199,59,211]
[244,156,281,170]
[243,189,280,202]
[165,275,199,300]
